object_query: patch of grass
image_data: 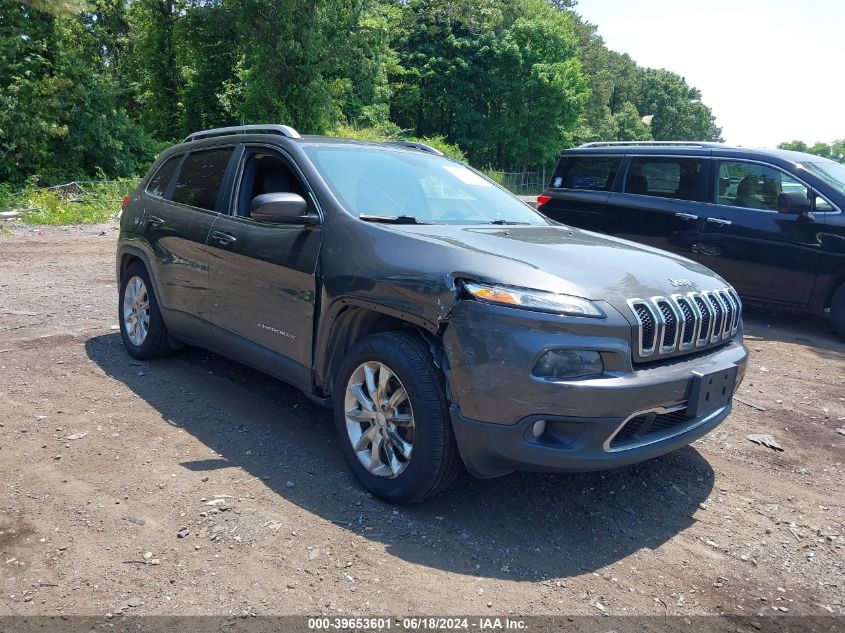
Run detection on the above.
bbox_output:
[13,179,138,225]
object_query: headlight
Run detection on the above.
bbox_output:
[533,349,604,379]
[463,281,604,317]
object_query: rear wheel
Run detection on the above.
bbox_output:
[831,283,845,340]
[118,261,173,360]
[333,331,462,503]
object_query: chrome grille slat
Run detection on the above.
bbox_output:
[671,294,697,350]
[693,294,714,345]
[628,287,741,362]
[706,291,726,343]
[653,297,680,353]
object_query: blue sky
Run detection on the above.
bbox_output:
[575,0,845,148]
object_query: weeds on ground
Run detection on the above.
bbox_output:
[7,179,138,225]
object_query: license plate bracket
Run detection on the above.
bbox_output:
[686,365,738,418]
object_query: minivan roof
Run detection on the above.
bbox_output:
[563,142,838,166]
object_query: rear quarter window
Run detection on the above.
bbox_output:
[551,156,622,191]
[145,154,182,198]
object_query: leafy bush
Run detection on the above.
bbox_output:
[15,179,138,225]
[0,184,12,212]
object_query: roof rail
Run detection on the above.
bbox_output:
[184,124,301,143]
[577,141,721,149]
[388,140,445,156]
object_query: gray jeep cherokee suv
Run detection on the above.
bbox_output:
[116,124,748,503]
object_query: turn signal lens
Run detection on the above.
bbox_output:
[463,281,604,317]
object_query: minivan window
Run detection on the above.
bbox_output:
[625,157,705,202]
[716,161,807,211]
[303,145,549,225]
[171,148,233,211]
[550,156,621,191]
[802,161,845,197]
[146,154,182,198]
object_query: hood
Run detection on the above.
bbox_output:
[386,223,729,313]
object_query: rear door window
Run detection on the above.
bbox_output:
[146,154,182,198]
[171,148,234,211]
[625,157,705,202]
[551,156,621,191]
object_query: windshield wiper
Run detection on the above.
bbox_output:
[488,219,531,225]
[359,214,431,225]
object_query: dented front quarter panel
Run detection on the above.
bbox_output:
[442,300,637,424]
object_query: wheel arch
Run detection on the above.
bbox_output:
[117,246,166,318]
[315,299,448,399]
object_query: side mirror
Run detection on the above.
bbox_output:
[250,193,318,224]
[777,191,811,216]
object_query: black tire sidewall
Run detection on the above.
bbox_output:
[333,332,453,504]
[118,262,168,360]
[831,284,845,339]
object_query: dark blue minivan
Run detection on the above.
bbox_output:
[538,142,845,338]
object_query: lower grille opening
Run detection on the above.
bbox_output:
[609,408,692,450]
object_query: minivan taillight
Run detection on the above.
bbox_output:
[121,195,130,210]
[536,195,551,209]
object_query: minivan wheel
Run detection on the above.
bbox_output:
[831,283,845,340]
[333,331,462,503]
[118,261,173,360]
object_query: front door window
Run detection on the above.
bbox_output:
[716,161,808,211]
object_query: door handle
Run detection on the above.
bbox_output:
[146,215,165,227]
[706,217,732,226]
[211,230,237,245]
[674,212,699,221]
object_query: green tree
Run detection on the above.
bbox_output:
[0,1,157,183]
[127,0,182,139]
[637,68,721,141]
[779,139,845,163]
[548,7,654,145]
[490,2,588,169]
[389,0,588,169]
[177,1,240,132]
[225,0,395,133]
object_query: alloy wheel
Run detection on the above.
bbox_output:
[123,275,150,346]
[344,361,415,478]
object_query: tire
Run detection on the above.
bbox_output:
[831,283,845,340]
[333,331,463,503]
[118,261,173,360]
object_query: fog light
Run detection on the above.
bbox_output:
[532,419,547,439]
[533,349,603,379]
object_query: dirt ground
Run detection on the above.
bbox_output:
[0,223,843,619]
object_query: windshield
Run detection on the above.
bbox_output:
[303,145,549,225]
[801,161,845,197]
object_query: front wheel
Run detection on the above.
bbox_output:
[831,283,845,340]
[333,331,462,503]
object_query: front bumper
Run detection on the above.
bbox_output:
[442,301,748,478]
